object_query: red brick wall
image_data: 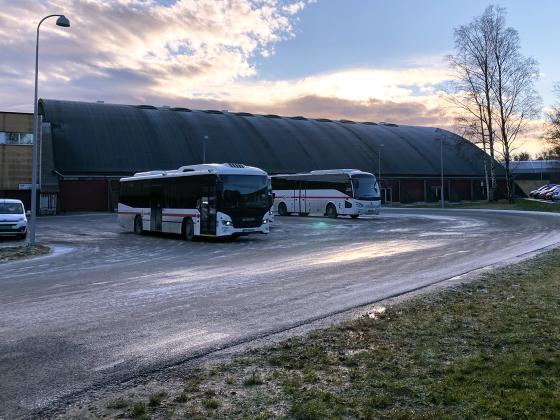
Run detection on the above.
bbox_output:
[59,180,108,212]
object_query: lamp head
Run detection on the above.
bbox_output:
[56,15,70,27]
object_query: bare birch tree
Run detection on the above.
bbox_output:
[489,6,540,202]
[448,8,498,200]
[545,83,560,144]
[448,5,540,202]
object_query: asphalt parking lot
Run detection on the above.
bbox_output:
[2,209,560,417]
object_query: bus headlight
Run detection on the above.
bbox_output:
[222,220,233,226]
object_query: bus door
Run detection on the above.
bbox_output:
[198,186,217,235]
[150,185,163,232]
[297,181,308,214]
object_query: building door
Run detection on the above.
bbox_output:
[59,180,108,212]
[381,187,392,203]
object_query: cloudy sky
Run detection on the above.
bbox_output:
[0,0,558,155]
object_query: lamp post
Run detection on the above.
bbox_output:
[29,14,71,245]
[436,128,445,209]
[202,135,209,164]
[434,128,445,208]
[377,143,384,181]
[440,134,444,209]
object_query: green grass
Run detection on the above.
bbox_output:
[243,371,264,386]
[174,392,188,403]
[203,398,219,409]
[130,402,146,417]
[148,391,167,406]
[0,244,49,263]
[392,198,560,213]
[86,248,560,418]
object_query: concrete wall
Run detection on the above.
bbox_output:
[0,112,33,133]
[0,145,32,189]
[516,180,550,196]
[0,112,33,190]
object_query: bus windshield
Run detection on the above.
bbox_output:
[220,175,269,209]
[351,174,378,200]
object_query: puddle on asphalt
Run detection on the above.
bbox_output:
[311,240,443,265]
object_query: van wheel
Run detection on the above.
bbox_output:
[351,214,359,219]
[134,215,143,234]
[182,218,194,241]
[278,202,288,216]
[17,232,27,240]
[326,204,338,218]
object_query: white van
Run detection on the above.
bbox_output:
[0,199,29,239]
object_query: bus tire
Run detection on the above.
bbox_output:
[134,215,143,234]
[326,203,338,218]
[182,218,194,241]
[351,214,359,219]
[278,202,288,216]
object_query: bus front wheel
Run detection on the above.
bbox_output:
[326,204,338,218]
[278,202,288,216]
[134,215,143,234]
[182,218,194,241]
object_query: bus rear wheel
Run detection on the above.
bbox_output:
[134,215,143,234]
[278,202,288,216]
[326,204,338,218]
[182,218,194,241]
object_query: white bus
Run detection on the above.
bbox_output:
[272,169,381,218]
[118,163,272,239]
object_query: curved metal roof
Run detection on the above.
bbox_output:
[39,99,503,177]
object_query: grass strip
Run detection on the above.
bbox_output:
[92,249,560,419]
[391,198,560,213]
[0,244,49,263]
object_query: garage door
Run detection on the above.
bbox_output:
[59,180,108,212]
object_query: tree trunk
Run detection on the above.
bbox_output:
[483,70,497,201]
[478,104,491,201]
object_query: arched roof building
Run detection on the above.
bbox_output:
[38,99,504,211]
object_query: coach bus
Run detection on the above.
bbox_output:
[118,163,272,239]
[272,169,381,218]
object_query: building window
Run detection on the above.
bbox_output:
[0,131,33,145]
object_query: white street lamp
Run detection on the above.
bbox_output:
[29,14,70,245]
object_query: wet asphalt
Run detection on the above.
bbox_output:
[1,209,560,417]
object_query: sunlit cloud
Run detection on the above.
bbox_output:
[0,0,310,108]
[0,0,546,155]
